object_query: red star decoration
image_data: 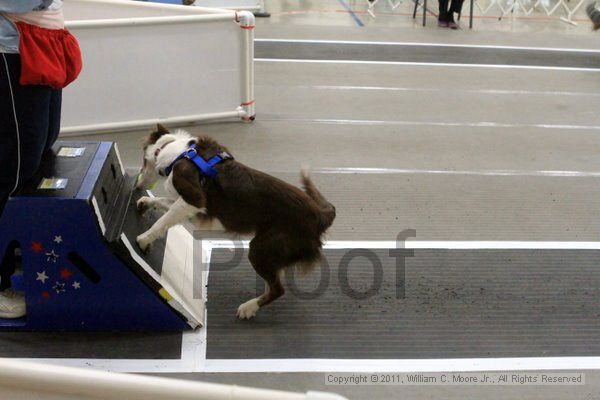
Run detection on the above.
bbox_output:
[31,242,43,253]
[60,268,72,280]
[41,291,50,299]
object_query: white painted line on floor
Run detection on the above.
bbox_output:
[181,323,206,372]
[315,167,600,178]
[193,242,213,372]
[203,357,600,373]
[255,58,600,72]
[206,240,600,250]
[256,38,600,53]
[260,117,600,131]
[297,85,600,97]
[343,241,600,250]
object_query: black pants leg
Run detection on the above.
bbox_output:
[438,0,450,20]
[45,89,62,153]
[0,241,18,291]
[0,52,62,289]
[0,53,62,216]
[449,0,465,15]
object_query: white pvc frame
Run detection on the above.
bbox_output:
[193,0,263,12]
[62,0,255,135]
[0,359,347,400]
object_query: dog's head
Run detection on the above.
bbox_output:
[136,124,173,190]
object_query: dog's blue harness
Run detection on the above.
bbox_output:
[163,144,233,178]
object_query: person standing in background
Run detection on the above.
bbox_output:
[438,0,464,28]
[0,0,82,318]
[588,1,600,30]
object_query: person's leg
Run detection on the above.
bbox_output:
[0,53,20,218]
[0,55,52,200]
[0,241,18,291]
[438,0,450,24]
[448,0,464,26]
[587,1,600,30]
[45,89,62,153]
[449,0,465,14]
[0,53,52,307]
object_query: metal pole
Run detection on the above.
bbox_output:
[469,0,474,27]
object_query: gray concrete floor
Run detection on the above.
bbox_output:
[66,0,600,398]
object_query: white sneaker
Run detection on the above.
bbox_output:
[0,289,26,318]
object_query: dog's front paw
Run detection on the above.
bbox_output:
[136,233,153,254]
[237,298,260,320]
[137,196,152,214]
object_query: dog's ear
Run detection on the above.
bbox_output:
[147,124,170,145]
[156,124,169,134]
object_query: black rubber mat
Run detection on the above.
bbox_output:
[207,248,600,359]
[116,187,167,276]
[0,331,182,359]
[255,41,600,70]
[266,172,600,242]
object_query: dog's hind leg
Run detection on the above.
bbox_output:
[237,232,287,319]
[136,197,204,253]
[237,268,284,319]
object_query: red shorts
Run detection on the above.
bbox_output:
[16,22,82,89]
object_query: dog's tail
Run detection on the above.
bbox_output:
[301,167,336,233]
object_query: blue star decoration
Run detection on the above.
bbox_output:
[46,250,59,263]
[53,282,66,294]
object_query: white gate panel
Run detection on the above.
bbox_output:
[62,0,255,134]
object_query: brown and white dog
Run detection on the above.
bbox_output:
[136,125,336,319]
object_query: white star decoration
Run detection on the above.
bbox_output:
[54,236,62,244]
[36,271,49,284]
[72,281,81,290]
[46,250,59,263]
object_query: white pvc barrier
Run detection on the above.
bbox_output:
[62,0,255,134]
[194,0,263,12]
[0,359,348,400]
[366,0,402,18]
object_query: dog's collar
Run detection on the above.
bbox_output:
[162,143,233,178]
